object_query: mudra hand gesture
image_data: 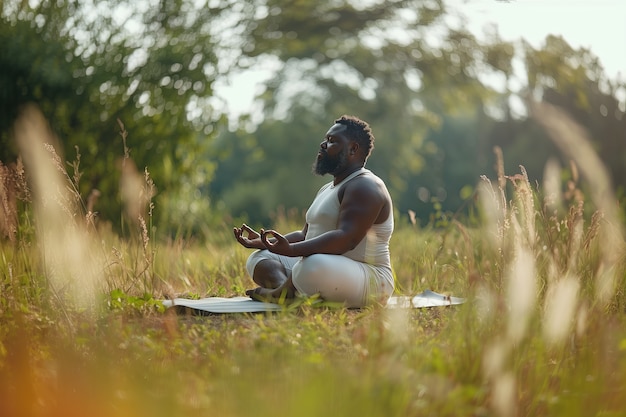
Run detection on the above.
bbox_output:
[233,224,264,249]
[259,229,293,256]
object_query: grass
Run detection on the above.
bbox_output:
[1,107,626,416]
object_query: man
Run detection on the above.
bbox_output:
[233,115,394,308]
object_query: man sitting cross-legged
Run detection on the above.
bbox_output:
[233,115,394,308]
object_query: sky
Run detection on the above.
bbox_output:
[451,0,626,80]
[215,0,626,120]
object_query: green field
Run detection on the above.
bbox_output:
[1,146,625,417]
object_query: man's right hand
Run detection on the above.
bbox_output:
[233,224,266,249]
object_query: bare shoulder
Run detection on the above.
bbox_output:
[355,171,389,191]
[339,173,391,223]
[339,172,391,203]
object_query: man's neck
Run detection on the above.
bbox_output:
[333,165,364,186]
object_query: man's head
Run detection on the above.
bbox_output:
[333,115,375,161]
[313,115,375,176]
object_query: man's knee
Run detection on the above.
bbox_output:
[245,250,266,277]
[252,258,288,289]
[253,258,280,276]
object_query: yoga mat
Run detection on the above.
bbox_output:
[385,290,466,308]
[163,290,465,314]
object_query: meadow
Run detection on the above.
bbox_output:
[1,110,625,417]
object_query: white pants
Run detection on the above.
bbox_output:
[246,250,394,308]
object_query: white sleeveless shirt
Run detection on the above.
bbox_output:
[304,168,393,269]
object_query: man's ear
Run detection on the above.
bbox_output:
[350,142,359,155]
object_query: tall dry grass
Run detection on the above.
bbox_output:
[468,102,626,417]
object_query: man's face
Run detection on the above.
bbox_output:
[313,123,350,176]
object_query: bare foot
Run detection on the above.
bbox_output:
[246,286,295,303]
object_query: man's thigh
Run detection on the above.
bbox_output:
[292,254,369,307]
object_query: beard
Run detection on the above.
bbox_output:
[312,148,348,176]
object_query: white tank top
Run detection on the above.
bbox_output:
[304,168,393,269]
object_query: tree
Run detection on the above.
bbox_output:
[0,2,81,161]
[209,0,495,223]
[0,0,232,233]
[209,110,329,225]
[522,36,626,197]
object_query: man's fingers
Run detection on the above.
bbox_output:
[242,224,261,239]
[242,224,255,234]
[260,229,273,247]
[260,229,273,239]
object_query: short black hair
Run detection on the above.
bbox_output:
[334,115,375,160]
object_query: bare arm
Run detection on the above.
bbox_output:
[261,177,387,257]
[283,223,308,243]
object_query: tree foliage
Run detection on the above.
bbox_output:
[2,0,624,234]
[523,36,626,192]
[210,0,498,224]
[1,0,232,232]
[210,2,625,225]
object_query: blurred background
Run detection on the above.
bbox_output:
[1,0,624,238]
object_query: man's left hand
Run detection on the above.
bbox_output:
[260,229,294,256]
